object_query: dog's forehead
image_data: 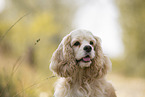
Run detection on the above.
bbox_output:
[70,29,94,39]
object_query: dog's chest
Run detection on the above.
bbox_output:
[68,81,105,97]
[54,78,107,97]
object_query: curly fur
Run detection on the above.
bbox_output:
[50,29,116,97]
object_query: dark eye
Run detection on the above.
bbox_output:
[90,41,94,45]
[74,41,80,46]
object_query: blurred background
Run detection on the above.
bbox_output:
[0,0,145,97]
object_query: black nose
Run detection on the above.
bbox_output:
[83,45,92,52]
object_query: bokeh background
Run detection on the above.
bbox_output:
[0,0,145,97]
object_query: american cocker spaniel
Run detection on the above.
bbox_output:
[50,29,116,97]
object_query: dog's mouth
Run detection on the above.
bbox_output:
[76,55,92,63]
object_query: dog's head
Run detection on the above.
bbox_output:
[50,29,111,78]
[70,30,96,68]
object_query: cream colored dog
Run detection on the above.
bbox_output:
[50,29,116,97]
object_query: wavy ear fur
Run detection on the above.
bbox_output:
[84,36,112,79]
[49,34,77,77]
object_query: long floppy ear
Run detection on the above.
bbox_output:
[94,36,112,78]
[84,36,112,79]
[49,34,77,77]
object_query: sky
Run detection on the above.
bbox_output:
[0,0,124,58]
[0,0,4,13]
[73,0,124,58]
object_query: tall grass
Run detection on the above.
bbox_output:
[0,13,56,97]
[0,55,56,97]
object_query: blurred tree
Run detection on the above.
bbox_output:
[0,0,78,96]
[0,0,77,68]
[116,0,145,77]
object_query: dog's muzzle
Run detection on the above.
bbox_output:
[76,55,91,63]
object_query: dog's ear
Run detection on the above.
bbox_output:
[85,36,112,79]
[49,34,77,77]
[94,36,112,78]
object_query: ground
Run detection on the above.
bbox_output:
[108,73,145,97]
[0,55,145,97]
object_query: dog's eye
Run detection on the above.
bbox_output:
[90,41,94,45]
[74,41,80,46]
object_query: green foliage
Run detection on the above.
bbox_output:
[0,69,38,97]
[0,0,77,96]
[0,73,17,97]
[115,0,145,77]
[0,0,77,67]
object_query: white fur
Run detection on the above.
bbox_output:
[70,30,96,68]
[50,29,116,97]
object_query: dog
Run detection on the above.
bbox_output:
[50,29,116,97]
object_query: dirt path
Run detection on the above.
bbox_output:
[107,74,145,97]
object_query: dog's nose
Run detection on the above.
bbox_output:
[83,45,92,52]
